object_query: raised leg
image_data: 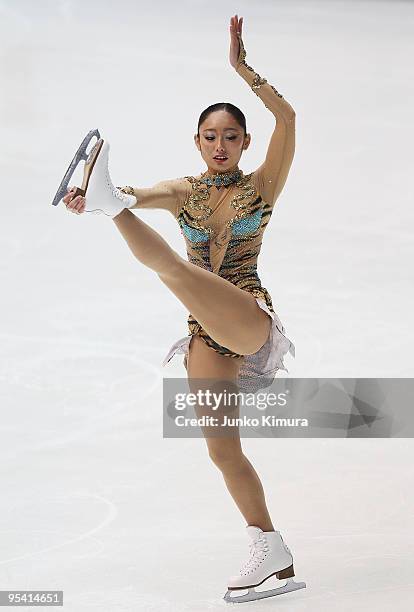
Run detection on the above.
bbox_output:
[113,209,271,356]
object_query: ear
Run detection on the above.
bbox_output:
[194,134,201,152]
[243,133,251,150]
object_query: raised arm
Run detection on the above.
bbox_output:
[118,177,190,218]
[229,15,296,207]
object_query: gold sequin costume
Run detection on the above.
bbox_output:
[120,37,296,390]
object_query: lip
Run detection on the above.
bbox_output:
[213,156,228,161]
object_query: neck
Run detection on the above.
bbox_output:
[204,164,240,176]
[200,166,243,188]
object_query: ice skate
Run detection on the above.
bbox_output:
[223,526,306,604]
[52,129,136,218]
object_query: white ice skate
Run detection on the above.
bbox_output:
[52,129,136,218]
[223,526,306,604]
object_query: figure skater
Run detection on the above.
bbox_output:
[58,14,305,603]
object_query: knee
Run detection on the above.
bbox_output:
[208,443,244,470]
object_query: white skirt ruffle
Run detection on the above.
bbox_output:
[162,297,295,393]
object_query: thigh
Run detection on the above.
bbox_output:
[161,260,272,355]
[187,334,243,458]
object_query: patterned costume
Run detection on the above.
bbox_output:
[120,37,296,391]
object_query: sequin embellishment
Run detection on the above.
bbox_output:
[181,221,210,243]
[231,208,262,236]
[213,173,260,248]
[236,34,284,99]
[199,169,243,188]
[181,176,213,233]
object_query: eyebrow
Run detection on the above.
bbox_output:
[202,127,240,132]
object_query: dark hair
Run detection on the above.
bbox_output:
[197,102,246,136]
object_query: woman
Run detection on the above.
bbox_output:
[61,14,305,603]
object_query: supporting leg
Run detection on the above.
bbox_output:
[187,335,275,531]
[113,209,271,355]
[217,452,275,532]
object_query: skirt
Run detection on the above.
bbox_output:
[162,298,295,393]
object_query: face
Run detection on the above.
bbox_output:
[194,110,251,174]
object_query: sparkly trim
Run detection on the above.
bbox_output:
[180,176,214,238]
[236,33,284,99]
[237,33,247,64]
[181,221,209,243]
[118,185,135,195]
[179,172,260,247]
[213,173,259,248]
[231,208,262,236]
[270,84,284,98]
[252,74,267,90]
[199,169,242,188]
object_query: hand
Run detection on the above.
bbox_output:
[62,186,86,214]
[229,14,243,69]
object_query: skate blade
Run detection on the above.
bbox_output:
[51,128,101,207]
[223,577,306,604]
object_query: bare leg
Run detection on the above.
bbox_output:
[187,335,275,531]
[113,209,271,356]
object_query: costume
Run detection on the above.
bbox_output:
[53,36,305,603]
[119,37,296,392]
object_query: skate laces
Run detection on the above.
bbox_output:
[240,534,269,574]
[109,180,133,204]
[104,164,132,204]
[111,186,129,202]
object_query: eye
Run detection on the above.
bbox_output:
[204,135,238,141]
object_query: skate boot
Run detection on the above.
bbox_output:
[52,129,137,218]
[223,526,306,603]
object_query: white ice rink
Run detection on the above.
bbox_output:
[1,0,414,609]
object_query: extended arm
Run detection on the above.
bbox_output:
[118,177,190,218]
[235,31,296,206]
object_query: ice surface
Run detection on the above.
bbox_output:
[0,0,413,610]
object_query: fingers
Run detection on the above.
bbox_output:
[65,194,86,214]
[62,186,85,214]
[236,15,242,34]
[72,196,85,213]
[62,185,76,205]
[68,196,84,213]
[230,14,243,35]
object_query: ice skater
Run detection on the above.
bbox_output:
[55,15,305,603]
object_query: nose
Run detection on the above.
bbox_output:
[216,140,227,152]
